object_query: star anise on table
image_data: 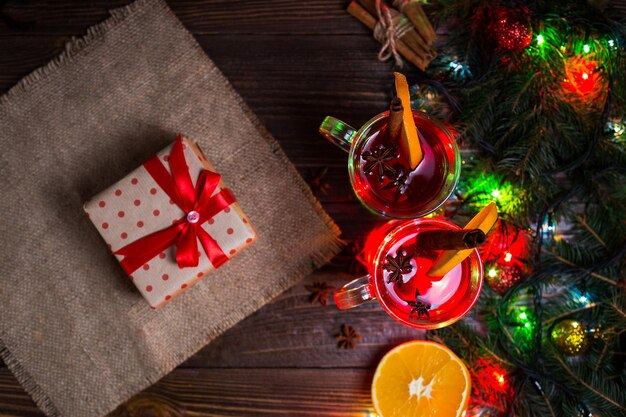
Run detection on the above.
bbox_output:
[405,289,431,318]
[335,324,361,349]
[304,167,331,197]
[362,144,398,183]
[382,165,410,202]
[304,281,336,306]
[382,246,413,286]
[345,239,367,275]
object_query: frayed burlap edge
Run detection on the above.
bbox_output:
[0,339,59,416]
[0,0,344,415]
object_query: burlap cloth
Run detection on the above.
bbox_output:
[0,0,342,416]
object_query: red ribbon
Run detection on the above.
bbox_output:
[114,135,236,274]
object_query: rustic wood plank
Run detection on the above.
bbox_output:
[0,367,377,417]
[0,0,365,35]
[0,368,42,416]
[183,271,423,368]
[0,271,422,372]
[0,34,396,167]
[0,32,398,239]
[0,1,425,415]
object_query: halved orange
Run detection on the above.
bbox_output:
[372,340,470,417]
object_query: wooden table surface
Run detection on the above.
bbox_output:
[0,1,425,415]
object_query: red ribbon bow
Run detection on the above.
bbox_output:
[115,135,236,274]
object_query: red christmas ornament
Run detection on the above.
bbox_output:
[468,358,512,415]
[489,6,533,51]
[486,264,524,294]
[480,220,530,268]
[560,55,607,103]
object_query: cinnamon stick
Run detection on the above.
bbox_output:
[416,229,486,251]
[347,2,427,70]
[397,0,436,46]
[388,97,403,141]
[357,0,432,59]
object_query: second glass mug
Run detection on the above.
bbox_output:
[334,218,483,330]
[319,110,461,218]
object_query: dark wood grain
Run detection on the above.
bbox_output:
[183,272,423,369]
[1,367,376,417]
[0,0,362,35]
[0,0,414,415]
[0,34,395,164]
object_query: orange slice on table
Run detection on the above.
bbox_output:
[428,202,499,277]
[394,72,423,170]
[372,340,470,417]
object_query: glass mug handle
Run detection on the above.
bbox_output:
[334,275,376,309]
[319,116,357,153]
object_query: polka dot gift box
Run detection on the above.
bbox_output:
[84,134,257,309]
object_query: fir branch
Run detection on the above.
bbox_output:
[609,302,626,320]
[481,344,515,367]
[541,249,619,286]
[595,341,610,372]
[554,355,626,411]
[575,215,608,249]
[535,382,558,417]
[543,302,600,325]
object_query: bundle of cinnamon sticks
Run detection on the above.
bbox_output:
[347,0,437,70]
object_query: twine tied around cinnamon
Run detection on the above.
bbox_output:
[373,0,414,66]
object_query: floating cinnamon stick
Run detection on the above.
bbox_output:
[396,0,436,46]
[416,229,486,251]
[347,2,427,70]
[388,97,403,141]
[357,0,433,59]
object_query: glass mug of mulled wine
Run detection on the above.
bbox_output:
[319,110,460,218]
[334,218,483,329]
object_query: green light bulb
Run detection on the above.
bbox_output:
[519,312,527,320]
[583,44,590,53]
[537,35,545,45]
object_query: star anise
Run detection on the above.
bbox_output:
[304,167,331,197]
[362,144,397,183]
[335,324,361,349]
[304,281,335,306]
[382,165,410,202]
[405,289,431,318]
[382,246,413,286]
[345,239,367,275]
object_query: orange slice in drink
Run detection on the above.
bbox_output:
[428,202,499,277]
[394,72,423,170]
[372,340,470,417]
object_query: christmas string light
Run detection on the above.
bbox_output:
[457,171,525,216]
[560,56,606,102]
[536,34,545,45]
